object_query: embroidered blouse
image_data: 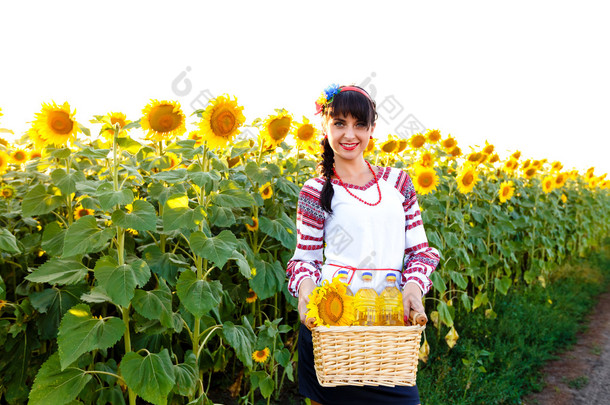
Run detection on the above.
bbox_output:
[286,165,440,297]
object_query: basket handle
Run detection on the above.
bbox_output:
[408,311,428,326]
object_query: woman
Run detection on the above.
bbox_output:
[286,84,440,405]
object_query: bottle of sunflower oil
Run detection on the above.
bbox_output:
[378,273,404,326]
[353,272,378,326]
[337,270,353,296]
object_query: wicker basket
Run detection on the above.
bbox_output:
[312,324,425,387]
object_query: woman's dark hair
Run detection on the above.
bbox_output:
[316,86,377,214]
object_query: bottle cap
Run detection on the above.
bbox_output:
[362,272,373,281]
[338,270,349,276]
[385,273,397,282]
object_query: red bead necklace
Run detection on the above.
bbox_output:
[332,161,382,206]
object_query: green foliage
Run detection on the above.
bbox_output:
[119,349,175,405]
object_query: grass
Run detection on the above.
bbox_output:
[417,242,610,405]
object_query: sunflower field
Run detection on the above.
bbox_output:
[0,98,608,405]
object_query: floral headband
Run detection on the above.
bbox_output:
[315,84,372,115]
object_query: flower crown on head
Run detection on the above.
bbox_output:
[315,84,341,115]
[314,84,373,115]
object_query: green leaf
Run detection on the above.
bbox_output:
[41,222,65,256]
[57,304,125,370]
[62,216,114,257]
[30,284,87,340]
[274,348,291,368]
[472,291,488,311]
[111,200,157,232]
[249,258,283,300]
[0,228,20,254]
[210,187,255,208]
[51,169,86,196]
[132,281,173,328]
[21,184,64,217]
[94,256,151,307]
[0,275,5,300]
[258,212,297,250]
[445,232,459,249]
[221,318,256,369]
[259,376,275,399]
[244,161,271,185]
[120,349,175,405]
[231,251,251,278]
[460,292,472,312]
[175,270,222,318]
[494,276,512,295]
[449,270,468,290]
[186,166,220,191]
[26,257,88,285]
[207,205,236,227]
[29,353,92,405]
[189,230,238,269]
[430,271,447,295]
[96,183,134,211]
[162,194,205,232]
[152,168,188,183]
[173,351,197,397]
[437,300,454,327]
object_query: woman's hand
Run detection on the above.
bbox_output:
[402,282,427,325]
[298,278,316,324]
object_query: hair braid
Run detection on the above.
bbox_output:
[317,137,335,214]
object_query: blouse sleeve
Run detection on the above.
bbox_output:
[396,170,440,295]
[286,180,325,298]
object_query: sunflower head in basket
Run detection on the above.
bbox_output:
[306,277,355,327]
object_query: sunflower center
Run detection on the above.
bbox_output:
[2,189,12,198]
[48,111,74,135]
[297,124,314,141]
[150,105,180,132]
[211,109,237,137]
[443,139,456,148]
[462,173,474,186]
[502,187,511,197]
[15,151,26,161]
[419,173,433,187]
[111,117,126,128]
[411,135,425,148]
[321,291,344,324]
[78,209,90,217]
[268,117,291,141]
[382,141,397,153]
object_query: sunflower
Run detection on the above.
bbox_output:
[379,136,398,155]
[33,101,79,146]
[426,129,441,143]
[477,153,489,165]
[246,288,257,303]
[561,194,567,203]
[252,347,270,363]
[541,177,554,193]
[409,133,426,149]
[482,141,495,155]
[498,181,514,203]
[260,182,273,200]
[419,151,435,168]
[456,165,479,194]
[9,149,28,165]
[554,172,567,188]
[441,135,457,150]
[27,127,48,149]
[198,94,246,149]
[29,150,42,160]
[293,116,318,149]
[74,205,94,220]
[588,177,599,189]
[413,166,438,195]
[523,167,537,180]
[551,161,563,172]
[260,109,292,149]
[0,151,9,172]
[532,160,542,169]
[187,130,203,147]
[467,152,481,163]
[448,146,462,158]
[141,99,186,142]
[502,158,518,173]
[395,138,408,153]
[101,112,131,140]
[245,216,259,232]
[489,153,500,164]
[1,185,16,199]
[306,278,355,327]
[511,150,521,160]
[364,137,376,155]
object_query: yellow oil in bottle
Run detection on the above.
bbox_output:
[378,273,404,326]
[354,272,378,326]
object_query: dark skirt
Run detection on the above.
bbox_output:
[298,324,421,405]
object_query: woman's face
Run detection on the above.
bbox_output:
[323,113,375,163]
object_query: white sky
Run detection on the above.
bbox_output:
[1,0,609,174]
